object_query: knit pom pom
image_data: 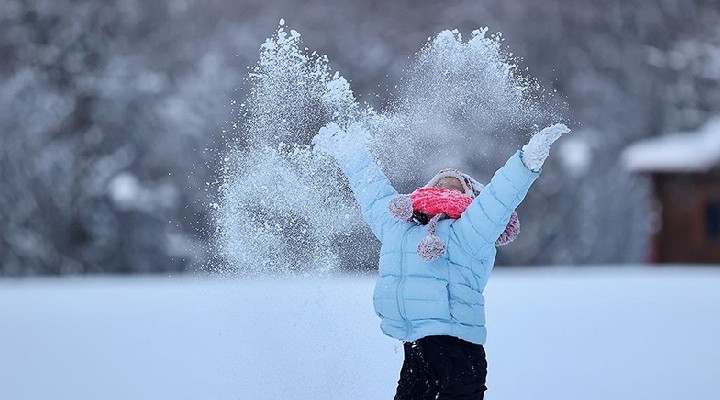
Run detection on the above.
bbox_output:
[496,211,520,246]
[388,195,413,220]
[417,235,446,262]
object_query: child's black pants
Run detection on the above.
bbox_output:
[394,335,487,400]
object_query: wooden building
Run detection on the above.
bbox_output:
[622,118,720,264]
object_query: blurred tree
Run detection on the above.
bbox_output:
[0,0,240,274]
[486,0,720,265]
[1,0,719,275]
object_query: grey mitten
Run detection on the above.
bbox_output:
[521,123,570,171]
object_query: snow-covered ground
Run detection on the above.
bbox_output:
[1,266,719,400]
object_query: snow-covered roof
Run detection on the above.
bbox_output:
[622,117,720,173]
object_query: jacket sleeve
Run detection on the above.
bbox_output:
[335,146,403,242]
[450,150,540,256]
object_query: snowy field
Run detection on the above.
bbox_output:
[1,266,719,400]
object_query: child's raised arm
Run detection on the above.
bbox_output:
[312,122,405,241]
[450,123,570,257]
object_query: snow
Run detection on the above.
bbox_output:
[557,134,592,176]
[216,24,562,276]
[107,172,141,208]
[622,116,720,172]
[215,25,368,275]
[107,172,178,212]
[1,266,719,400]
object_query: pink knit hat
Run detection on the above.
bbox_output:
[388,168,520,262]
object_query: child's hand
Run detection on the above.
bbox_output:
[312,122,370,159]
[312,122,344,158]
[521,123,570,171]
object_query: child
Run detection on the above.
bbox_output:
[312,122,569,399]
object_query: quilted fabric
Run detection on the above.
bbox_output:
[335,146,540,345]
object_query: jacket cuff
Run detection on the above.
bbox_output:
[510,150,541,183]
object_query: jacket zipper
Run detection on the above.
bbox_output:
[397,228,411,338]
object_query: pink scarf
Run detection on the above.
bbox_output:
[388,187,520,261]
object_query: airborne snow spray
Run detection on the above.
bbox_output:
[211,21,560,276]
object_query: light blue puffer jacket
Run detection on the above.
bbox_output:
[336,146,540,345]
